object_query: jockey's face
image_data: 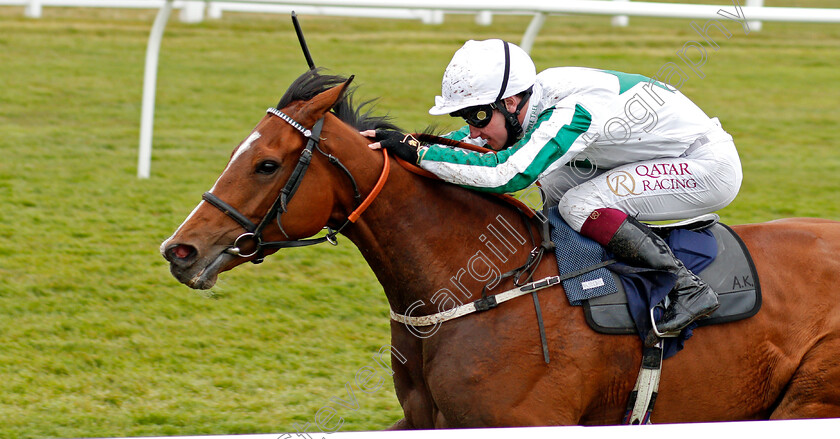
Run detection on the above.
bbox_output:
[466,96,524,151]
[468,108,509,150]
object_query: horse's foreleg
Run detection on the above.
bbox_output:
[389,323,438,428]
[771,335,840,419]
[386,418,414,430]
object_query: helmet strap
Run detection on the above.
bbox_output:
[495,86,533,147]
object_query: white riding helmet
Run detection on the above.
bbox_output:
[429,39,536,116]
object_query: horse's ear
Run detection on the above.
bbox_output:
[301,75,354,120]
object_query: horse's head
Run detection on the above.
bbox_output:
[161,71,393,289]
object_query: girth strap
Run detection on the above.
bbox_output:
[623,341,664,425]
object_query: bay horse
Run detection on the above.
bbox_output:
[161,70,840,427]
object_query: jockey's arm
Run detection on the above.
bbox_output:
[417,104,592,194]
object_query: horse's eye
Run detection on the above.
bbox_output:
[255,161,279,175]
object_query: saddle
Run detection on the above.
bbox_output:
[546,208,761,343]
[584,220,761,335]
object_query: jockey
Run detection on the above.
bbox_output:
[366,39,743,337]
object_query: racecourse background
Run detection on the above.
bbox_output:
[0,2,839,437]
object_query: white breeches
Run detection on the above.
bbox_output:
[541,124,743,232]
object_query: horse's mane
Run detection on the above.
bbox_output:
[277,68,401,132]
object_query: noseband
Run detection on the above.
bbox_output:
[202,107,390,264]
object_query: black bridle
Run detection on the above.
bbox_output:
[202,107,378,264]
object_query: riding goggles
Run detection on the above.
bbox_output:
[451,103,497,128]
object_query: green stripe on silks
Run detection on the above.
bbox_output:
[421,104,592,195]
[488,104,592,193]
[600,70,672,95]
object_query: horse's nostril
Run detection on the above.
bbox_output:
[166,243,197,263]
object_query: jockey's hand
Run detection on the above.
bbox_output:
[363,129,420,164]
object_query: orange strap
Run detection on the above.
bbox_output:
[348,149,390,223]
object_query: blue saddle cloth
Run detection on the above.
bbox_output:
[548,208,619,305]
[547,207,718,358]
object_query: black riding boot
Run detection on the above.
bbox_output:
[606,216,719,335]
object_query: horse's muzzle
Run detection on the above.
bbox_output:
[162,242,234,289]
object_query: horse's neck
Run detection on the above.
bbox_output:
[339,154,539,315]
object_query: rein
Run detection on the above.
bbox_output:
[404,133,537,219]
[203,107,390,264]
